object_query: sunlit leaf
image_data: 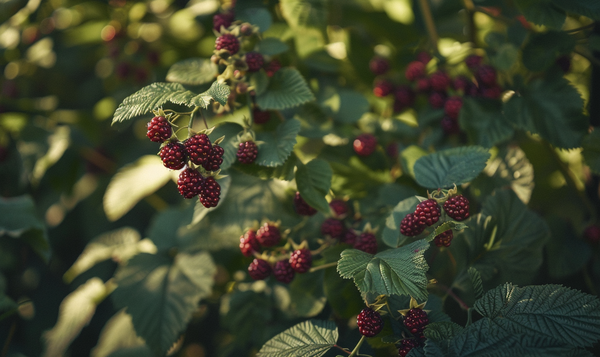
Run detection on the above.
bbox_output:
[256,119,301,167]
[256,68,315,110]
[166,58,218,85]
[257,320,338,357]
[90,309,145,357]
[295,159,332,213]
[190,81,231,107]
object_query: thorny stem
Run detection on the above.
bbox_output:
[308,261,337,273]
[348,335,366,357]
[417,0,440,54]
[436,283,470,311]
[334,345,351,354]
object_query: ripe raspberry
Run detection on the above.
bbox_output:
[240,229,260,257]
[434,230,453,247]
[414,199,442,227]
[428,91,447,109]
[393,85,416,113]
[443,195,470,221]
[202,144,224,172]
[342,229,358,245]
[256,222,281,247]
[441,115,460,135]
[465,54,483,70]
[215,33,240,55]
[416,77,430,93]
[253,107,270,124]
[159,142,186,170]
[369,56,390,76]
[357,308,384,337]
[584,225,600,244]
[556,55,571,73]
[386,142,399,159]
[329,199,349,217]
[245,51,264,72]
[185,134,212,165]
[293,192,317,216]
[289,249,312,273]
[273,259,295,283]
[403,308,429,336]
[177,168,204,199]
[416,51,432,64]
[480,85,502,100]
[248,259,271,280]
[452,75,471,93]
[213,12,234,31]
[237,141,258,164]
[400,213,425,237]
[146,116,172,142]
[429,71,451,92]
[321,218,345,239]
[444,96,463,120]
[199,176,221,208]
[373,79,394,97]
[398,339,420,357]
[265,59,281,77]
[354,232,377,254]
[353,133,377,156]
[405,61,426,82]
[475,65,497,87]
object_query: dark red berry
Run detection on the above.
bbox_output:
[146,116,172,142]
[480,85,502,99]
[354,232,377,254]
[237,141,258,164]
[321,218,345,238]
[159,142,186,170]
[265,59,281,77]
[369,56,390,76]
[393,85,416,113]
[441,115,460,135]
[177,168,204,199]
[452,75,471,93]
[185,134,212,165]
[115,62,131,79]
[215,33,240,55]
[256,223,281,247]
[289,249,312,273]
[329,199,349,217]
[429,71,451,92]
[443,195,470,221]
[201,144,224,172]
[398,339,420,357]
[556,55,571,73]
[199,176,221,208]
[465,54,483,70]
[240,229,260,257]
[444,96,463,120]
[353,133,377,156]
[584,225,600,244]
[416,78,430,93]
[357,308,384,337]
[213,12,235,31]
[403,308,429,336]
[273,259,295,283]
[294,192,317,216]
[414,199,442,227]
[386,142,399,159]
[475,65,497,87]
[434,230,453,247]
[342,229,358,245]
[248,259,271,280]
[373,79,394,97]
[405,61,426,82]
[400,213,425,237]
[428,91,447,109]
[245,51,264,72]
[253,107,270,124]
[416,51,432,64]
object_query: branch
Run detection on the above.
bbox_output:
[417,0,440,54]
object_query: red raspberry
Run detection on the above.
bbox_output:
[434,230,453,247]
[393,85,416,113]
[265,59,281,77]
[556,55,571,73]
[253,107,270,124]
[213,12,234,31]
[403,308,429,336]
[416,77,430,93]
[443,195,470,221]
[441,115,460,135]
[466,83,480,97]
[202,144,224,172]
[215,33,240,55]
[452,75,471,92]
[185,134,212,165]
[289,249,312,273]
[481,85,502,99]
[256,222,281,247]
[584,225,600,244]
[146,116,172,142]
[273,259,295,283]
[240,229,260,257]
[357,308,384,337]
[369,56,390,76]
[248,259,271,280]
[159,142,186,170]
[329,199,349,217]
[444,96,463,120]
[465,54,483,70]
[414,199,441,227]
[405,61,426,82]
[416,51,432,64]
[353,133,377,156]
[177,168,204,199]
[428,91,447,109]
[386,142,399,159]
[354,232,377,254]
[321,218,345,239]
[373,79,394,97]
[245,51,264,72]
[199,176,221,208]
[398,339,420,357]
[400,213,425,237]
[342,229,358,245]
[237,141,258,164]
[293,192,317,216]
[475,65,497,86]
[429,71,451,91]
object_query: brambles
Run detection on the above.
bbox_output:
[213,12,234,31]
[252,107,270,124]
[357,308,384,337]
[245,52,264,72]
[177,168,203,199]
[185,134,212,165]
[398,339,420,357]
[414,199,441,227]
[405,61,426,81]
[354,231,377,254]
[202,144,224,172]
[369,56,390,75]
[373,79,394,97]
[273,260,295,283]
[400,213,425,237]
[329,199,349,217]
[321,218,345,239]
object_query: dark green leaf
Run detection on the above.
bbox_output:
[546,218,592,279]
[257,320,338,357]
[238,7,272,32]
[190,81,230,107]
[459,98,514,148]
[320,89,369,124]
[256,37,290,56]
[256,68,315,110]
[256,119,301,167]
[551,0,600,21]
[522,31,576,72]
[490,43,519,71]
[289,271,326,317]
[0,195,48,258]
[295,159,332,213]
[515,0,566,29]
[582,130,600,174]
[234,153,297,181]
[166,58,218,85]
[382,196,422,248]
[424,322,464,342]
[467,267,484,300]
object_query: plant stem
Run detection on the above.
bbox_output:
[308,261,337,273]
[462,0,477,46]
[417,0,440,54]
[188,106,200,137]
[348,335,366,357]
[566,23,596,33]
[199,107,209,129]
[574,47,600,67]
[1,321,15,357]
[334,345,352,354]
[436,283,470,310]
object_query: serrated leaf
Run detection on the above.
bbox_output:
[551,0,600,21]
[234,152,297,180]
[112,83,195,124]
[480,146,535,204]
[111,252,216,356]
[256,37,290,55]
[467,267,483,300]
[90,309,145,357]
[522,31,576,72]
[256,68,315,110]
[256,119,301,167]
[475,283,600,348]
[515,0,566,29]
[280,0,328,29]
[582,130,600,174]
[209,122,244,171]
[424,322,464,342]
[382,196,421,248]
[295,159,332,213]
[190,81,230,107]
[459,98,514,148]
[251,70,269,97]
[256,320,338,357]
[166,58,218,85]
[0,195,48,258]
[320,88,369,124]
[413,146,491,189]
[337,239,430,301]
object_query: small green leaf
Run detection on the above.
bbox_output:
[251,70,269,96]
[522,31,576,72]
[382,196,421,248]
[490,43,519,71]
[91,310,146,357]
[459,98,514,148]
[551,0,600,21]
[424,322,464,342]
[280,0,328,29]
[256,119,301,167]
[257,320,338,357]
[295,159,332,213]
[320,89,369,123]
[256,37,290,56]
[238,7,272,32]
[166,58,218,85]
[190,81,231,107]
[289,271,326,317]
[256,68,315,110]
[582,130,600,174]
[233,153,297,181]
[467,267,484,300]
[0,195,46,238]
[515,0,566,29]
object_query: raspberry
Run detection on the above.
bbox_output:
[475,65,497,86]
[321,218,345,239]
[465,54,483,70]
[393,85,416,113]
[215,33,240,55]
[414,199,442,227]
[369,56,390,76]
[253,107,270,124]
[185,134,212,165]
[556,55,571,73]
[202,144,224,172]
[434,230,453,247]
[373,79,394,97]
[265,59,281,77]
[293,192,317,216]
[416,78,430,93]
[357,308,384,337]
[248,259,271,280]
[354,232,377,254]
[237,141,258,164]
[428,91,447,109]
[199,176,221,208]
[429,71,451,92]
[405,61,426,82]
[177,168,204,199]
[444,96,463,120]
[159,142,186,170]
[353,133,377,157]
[273,259,295,283]
[416,51,432,64]
[403,308,429,336]
[240,229,260,257]
[443,195,470,221]
[400,213,425,237]
[256,222,281,247]
[213,12,234,31]
[245,51,264,72]
[329,199,349,217]
[441,115,460,135]
[289,249,312,273]
[452,75,471,93]
[481,85,502,100]
[342,229,358,245]
[584,225,600,244]
[398,339,420,357]
[386,142,399,159]
[146,116,172,142]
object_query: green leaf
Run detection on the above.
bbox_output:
[459,98,514,148]
[582,130,600,174]
[165,58,218,85]
[251,70,269,97]
[424,321,464,342]
[475,283,600,348]
[238,7,272,32]
[522,31,576,72]
[503,73,588,149]
[413,146,491,189]
[546,218,592,279]
[91,310,146,357]
[256,68,315,110]
[256,37,290,56]
[256,119,301,167]
[210,122,244,171]
[490,43,519,71]
[467,267,484,300]
[280,0,328,29]
[256,320,338,357]
[337,239,430,301]
[295,159,332,213]
[289,271,326,317]
[190,81,230,107]
[320,88,369,124]
[233,153,297,180]
[515,0,566,29]
[551,0,600,21]
[0,195,48,259]
[382,196,422,248]
[112,83,195,124]
[111,252,216,356]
